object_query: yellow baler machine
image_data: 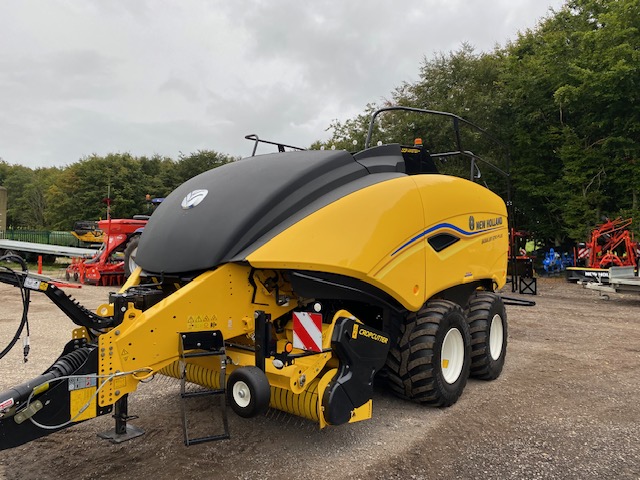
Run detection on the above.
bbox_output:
[0,106,510,449]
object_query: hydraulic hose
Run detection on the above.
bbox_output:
[0,347,92,414]
[0,254,31,361]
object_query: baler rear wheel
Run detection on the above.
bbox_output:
[465,292,507,380]
[227,366,271,418]
[385,299,471,407]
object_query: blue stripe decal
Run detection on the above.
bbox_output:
[391,222,501,256]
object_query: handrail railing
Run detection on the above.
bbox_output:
[244,134,305,157]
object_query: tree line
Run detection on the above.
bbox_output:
[316,0,639,246]
[1,0,638,246]
[0,151,235,230]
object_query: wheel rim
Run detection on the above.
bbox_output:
[232,380,251,408]
[441,328,465,384]
[489,314,504,360]
[128,247,138,273]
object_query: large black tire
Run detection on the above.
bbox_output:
[465,292,508,380]
[227,366,271,418]
[123,235,140,278]
[385,299,471,407]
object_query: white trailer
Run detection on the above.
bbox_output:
[0,239,96,259]
[581,266,640,299]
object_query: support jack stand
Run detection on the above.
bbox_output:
[518,276,537,295]
[98,394,145,444]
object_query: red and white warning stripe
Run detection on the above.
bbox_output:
[293,311,323,353]
[578,247,590,259]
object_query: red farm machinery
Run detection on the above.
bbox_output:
[65,218,147,286]
[567,217,639,283]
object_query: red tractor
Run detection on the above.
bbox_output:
[574,217,639,269]
[65,218,147,286]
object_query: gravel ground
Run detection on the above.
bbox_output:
[0,273,639,479]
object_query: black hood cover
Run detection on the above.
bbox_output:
[136,149,373,274]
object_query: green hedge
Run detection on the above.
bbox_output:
[0,229,81,247]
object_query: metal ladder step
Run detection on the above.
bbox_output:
[178,331,230,446]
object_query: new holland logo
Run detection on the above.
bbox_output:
[469,216,475,231]
[181,189,208,210]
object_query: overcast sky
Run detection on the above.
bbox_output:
[0,0,565,169]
